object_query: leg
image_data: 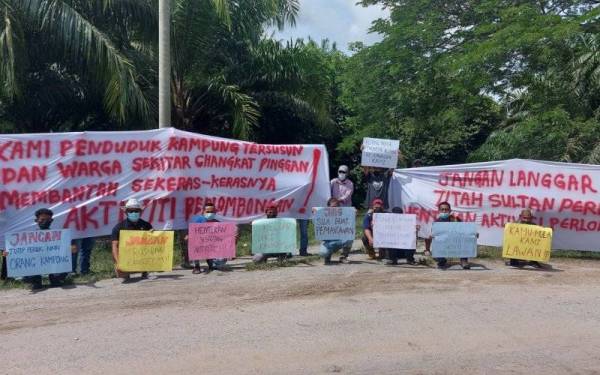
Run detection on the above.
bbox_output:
[361,235,376,259]
[207,259,215,271]
[298,219,309,256]
[24,275,43,290]
[460,257,470,270]
[340,241,352,263]
[384,249,398,265]
[49,273,67,286]
[1,255,7,280]
[192,260,202,274]
[406,250,416,264]
[71,246,79,273]
[435,257,448,268]
[424,238,432,255]
[79,237,95,274]
[252,253,268,263]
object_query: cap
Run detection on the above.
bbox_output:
[266,202,278,210]
[338,165,349,173]
[124,198,143,210]
[371,198,384,206]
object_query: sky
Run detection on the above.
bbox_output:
[270,0,389,53]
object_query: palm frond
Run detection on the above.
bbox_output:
[0,0,25,100]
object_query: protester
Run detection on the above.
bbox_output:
[72,237,95,275]
[252,204,289,263]
[383,207,417,265]
[318,198,353,265]
[331,165,354,207]
[362,198,385,260]
[111,198,153,282]
[11,208,77,290]
[363,166,394,210]
[431,202,470,269]
[506,209,543,269]
[191,201,230,274]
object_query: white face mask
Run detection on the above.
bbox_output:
[338,172,347,181]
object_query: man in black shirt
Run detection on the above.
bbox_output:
[111,198,153,281]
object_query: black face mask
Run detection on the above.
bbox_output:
[37,219,53,230]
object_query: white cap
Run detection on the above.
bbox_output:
[338,165,349,173]
[124,198,143,210]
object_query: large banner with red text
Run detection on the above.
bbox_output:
[389,159,600,251]
[0,128,330,239]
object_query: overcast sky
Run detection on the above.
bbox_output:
[270,0,389,53]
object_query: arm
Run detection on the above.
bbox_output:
[339,181,354,204]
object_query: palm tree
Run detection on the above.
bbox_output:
[169,0,339,140]
[0,0,156,128]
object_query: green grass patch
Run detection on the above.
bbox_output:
[245,255,321,271]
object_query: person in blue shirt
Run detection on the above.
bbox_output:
[362,198,385,260]
[318,198,354,265]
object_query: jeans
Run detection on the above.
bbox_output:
[72,237,95,274]
[319,240,353,259]
[298,219,309,255]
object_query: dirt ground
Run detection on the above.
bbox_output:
[2,249,600,374]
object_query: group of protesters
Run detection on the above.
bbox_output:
[1,161,548,290]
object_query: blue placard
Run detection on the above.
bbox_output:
[251,218,297,254]
[313,207,356,241]
[431,222,478,258]
[5,229,72,277]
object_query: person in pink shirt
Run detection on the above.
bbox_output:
[330,165,354,207]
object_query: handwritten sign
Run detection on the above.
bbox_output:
[361,137,400,168]
[313,207,356,241]
[373,213,417,249]
[432,222,478,258]
[188,222,237,260]
[5,229,72,277]
[117,230,174,272]
[251,218,297,254]
[502,223,553,262]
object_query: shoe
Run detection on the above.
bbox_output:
[339,256,350,264]
[461,261,471,270]
[406,258,417,265]
[437,262,448,269]
[424,250,432,256]
[192,267,202,274]
[508,259,520,267]
[122,277,133,284]
[140,272,149,279]
[384,259,398,266]
[529,261,542,268]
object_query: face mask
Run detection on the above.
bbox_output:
[438,212,450,220]
[37,219,52,230]
[127,212,141,222]
[338,173,347,181]
[204,213,216,220]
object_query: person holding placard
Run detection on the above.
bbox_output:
[331,165,354,207]
[252,204,290,263]
[362,198,385,259]
[431,202,471,270]
[111,198,153,281]
[317,198,354,265]
[14,208,77,289]
[190,202,230,274]
[506,209,544,269]
[383,207,418,265]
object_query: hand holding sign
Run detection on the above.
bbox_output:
[361,137,400,169]
[502,223,552,262]
[118,230,174,272]
[432,222,478,258]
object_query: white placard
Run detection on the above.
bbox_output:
[373,213,417,249]
[361,137,400,168]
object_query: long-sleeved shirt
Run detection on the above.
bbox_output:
[330,178,354,206]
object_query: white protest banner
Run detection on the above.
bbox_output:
[313,207,356,241]
[431,222,478,258]
[0,129,330,240]
[251,218,297,254]
[5,229,72,277]
[389,159,600,251]
[361,137,400,168]
[373,213,417,249]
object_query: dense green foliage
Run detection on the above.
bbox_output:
[0,0,598,166]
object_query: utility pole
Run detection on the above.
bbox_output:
[158,0,171,128]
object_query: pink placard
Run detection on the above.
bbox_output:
[188,222,237,260]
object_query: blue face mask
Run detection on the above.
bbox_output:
[438,212,450,220]
[127,212,141,222]
[204,213,216,220]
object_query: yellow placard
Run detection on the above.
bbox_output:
[117,230,174,272]
[502,223,553,262]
